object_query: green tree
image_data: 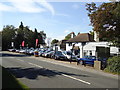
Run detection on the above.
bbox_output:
[51,39,59,45]
[14,22,25,48]
[86,2,120,47]
[39,31,46,44]
[64,34,71,40]
[2,22,47,49]
[2,25,16,50]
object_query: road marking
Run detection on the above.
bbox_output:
[17,59,24,62]
[27,60,91,85]
[28,62,43,68]
[9,57,15,58]
[62,74,91,85]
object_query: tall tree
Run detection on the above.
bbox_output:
[2,25,16,50]
[86,2,120,47]
[14,22,25,48]
[39,31,46,44]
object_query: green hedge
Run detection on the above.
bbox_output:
[105,56,120,74]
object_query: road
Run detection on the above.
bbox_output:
[1,51,119,89]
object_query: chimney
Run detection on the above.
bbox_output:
[94,31,99,42]
[71,32,75,38]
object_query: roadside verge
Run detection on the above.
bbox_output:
[2,66,29,90]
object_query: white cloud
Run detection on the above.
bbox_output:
[64,30,71,33]
[8,0,46,13]
[0,3,14,11]
[35,0,55,15]
[0,0,55,14]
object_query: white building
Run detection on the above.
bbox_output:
[66,32,119,58]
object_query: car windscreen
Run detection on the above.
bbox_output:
[56,51,63,55]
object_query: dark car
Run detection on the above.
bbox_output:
[52,51,67,60]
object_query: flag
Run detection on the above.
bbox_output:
[22,41,25,47]
[36,39,38,47]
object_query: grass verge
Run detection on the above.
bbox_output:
[2,66,29,90]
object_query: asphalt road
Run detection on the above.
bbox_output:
[1,51,119,89]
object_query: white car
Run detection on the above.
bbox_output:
[62,51,77,61]
[19,49,26,53]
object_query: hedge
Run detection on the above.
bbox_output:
[105,56,120,74]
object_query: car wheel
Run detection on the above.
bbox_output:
[81,61,84,65]
[55,56,57,60]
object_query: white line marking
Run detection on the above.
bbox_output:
[9,57,15,58]
[17,59,24,62]
[28,62,43,68]
[62,74,91,85]
[27,59,91,85]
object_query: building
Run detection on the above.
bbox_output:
[66,32,119,58]
[66,33,94,58]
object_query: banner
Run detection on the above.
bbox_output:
[22,41,25,47]
[36,39,38,47]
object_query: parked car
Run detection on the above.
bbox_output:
[15,49,20,53]
[47,51,55,58]
[43,50,54,58]
[77,56,107,68]
[39,50,46,56]
[28,49,34,55]
[19,49,26,53]
[53,51,67,60]
[8,49,16,52]
[41,50,50,57]
[62,51,77,61]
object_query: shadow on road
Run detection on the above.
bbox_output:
[6,67,90,80]
[1,53,30,57]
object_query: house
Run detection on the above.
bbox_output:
[66,33,94,58]
[66,32,119,58]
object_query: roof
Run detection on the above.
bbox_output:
[66,33,94,43]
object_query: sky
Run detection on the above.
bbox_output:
[0,0,111,41]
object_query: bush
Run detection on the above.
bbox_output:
[105,56,120,74]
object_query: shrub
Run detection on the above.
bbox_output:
[105,56,120,74]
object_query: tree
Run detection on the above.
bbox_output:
[64,34,71,40]
[51,39,59,45]
[39,31,46,44]
[86,2,120,47]
[14,22,25,48]
[2,25,16,50]
[2,22,47,50]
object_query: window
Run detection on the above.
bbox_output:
[69,43,72,46]
[90,51,92,56]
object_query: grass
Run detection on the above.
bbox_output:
[104,68,120,75]
[2,66,30,90]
